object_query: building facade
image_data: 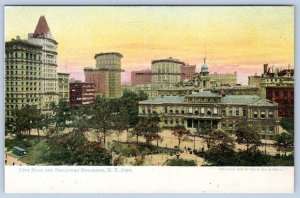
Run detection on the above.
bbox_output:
[210,71,237,86]
[85,52,123,98]
[131,69,152,85]
[139,91,280,139]
[5,37,43,123]
[58,73,70,101]
[151,57,184,84]
[69,82,95,107]
[27,16,59,110]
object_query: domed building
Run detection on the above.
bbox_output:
[194,57,211,89]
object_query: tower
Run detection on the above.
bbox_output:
[28,16,59,111]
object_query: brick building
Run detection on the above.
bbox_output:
[266,86,294,117]
[69,82,95,107]
[131,69,152,85]
[181,64,196,81]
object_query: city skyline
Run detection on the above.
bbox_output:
[5,6,294,84]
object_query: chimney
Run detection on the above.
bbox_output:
[263,64,268,74]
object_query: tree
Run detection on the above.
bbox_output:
[121,90,148,127]
[15,105,41,137]
[51,99,72,133]
[280,117,294,135]
[48,131,112,165]
[236,121,260,151]
[196,122,214,149]
[91,99,112,146]
[274,133,294,155]
[171,125,191,149]
[112,107,129,142]
[133,115,161,146]
[204,130,237,166]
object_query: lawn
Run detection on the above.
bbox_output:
[5,136,50,165]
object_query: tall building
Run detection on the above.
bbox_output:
[139,91,280,139]
[27,16,59,110]
[210,71,237,86]
[58,73,70,101]
[5,37,43,123]
[69,82,95,107]
[131,69,152,85]
[85,52,123,98]
[151,57,184,84]
[181,64,196,81]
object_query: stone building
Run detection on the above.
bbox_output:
[210,71,237,86]
[139,91,280,139]
[58,73,70,101]
[5,37,43,123]
[69,82,95,107]
[85,52,124,98]
[27,15,59,111]
[151,57,184,84]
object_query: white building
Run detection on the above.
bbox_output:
[27,16,59,110]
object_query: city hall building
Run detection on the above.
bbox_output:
[138,91,280,139]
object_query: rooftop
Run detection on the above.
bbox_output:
[33,16,51,37]
[221,95,276,106]
[186,91,221,98]
[94,52,123,59]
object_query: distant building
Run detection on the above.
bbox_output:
[58,73,70,101]
[27,15,59,110]
[69,82,95,107]
[210,71,237,86]
[139,91,280,139]
[151,57,184,84]
[181,64,196,81]
[5,37,43,123]
[131,69,151,85]
[194,57,211,89]
[212,85,259,96]
[85,52,124,98]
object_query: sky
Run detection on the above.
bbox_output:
[5,6,294,84]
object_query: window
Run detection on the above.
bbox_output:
[164,107,167,113]
[170,120,174,124]
[284,91,288,97]
[269,126,274,132]
[243,109,246,117]
[175,110,179,114]
[164,120,168,124]
[275,91,279,97]
[236,109,239,116]
[229,108,232,116]
[200,107,204,114]
[213,108,218,115]
[170,110,173,114]
[181,110,185,114]
[261,112,265,119]
[222,109,226,116]
[188,107,193,114]
[262,126,266,132]
[195,110,199,114]
[268,111,273,118]
[253,111,258,118]
[207,110,211,116]
[229,123,233,128]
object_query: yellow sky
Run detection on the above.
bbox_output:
[5,6,294,83]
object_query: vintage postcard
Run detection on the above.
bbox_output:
[4,6,294,193]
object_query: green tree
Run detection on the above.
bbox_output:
[274,132,294,155]
[91,99,112,145]
[204,129,237,166]
[280,117,294,135]
[50,99,72,133]
[171,125,191,149]
[15,105,41,136]
[236,121,260,151]
[196,122,213,149]
[112,107,129,142]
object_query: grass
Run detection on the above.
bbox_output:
[5,136,50,165]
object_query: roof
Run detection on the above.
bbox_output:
[221,95,276,106]
[94,52,123,59]
[152,57,185,65]
[139,96,185,104]
[5,38,43,49]
[33,16,50,36]
[186,91,221,98]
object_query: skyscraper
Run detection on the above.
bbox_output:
[27,16,59,110]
